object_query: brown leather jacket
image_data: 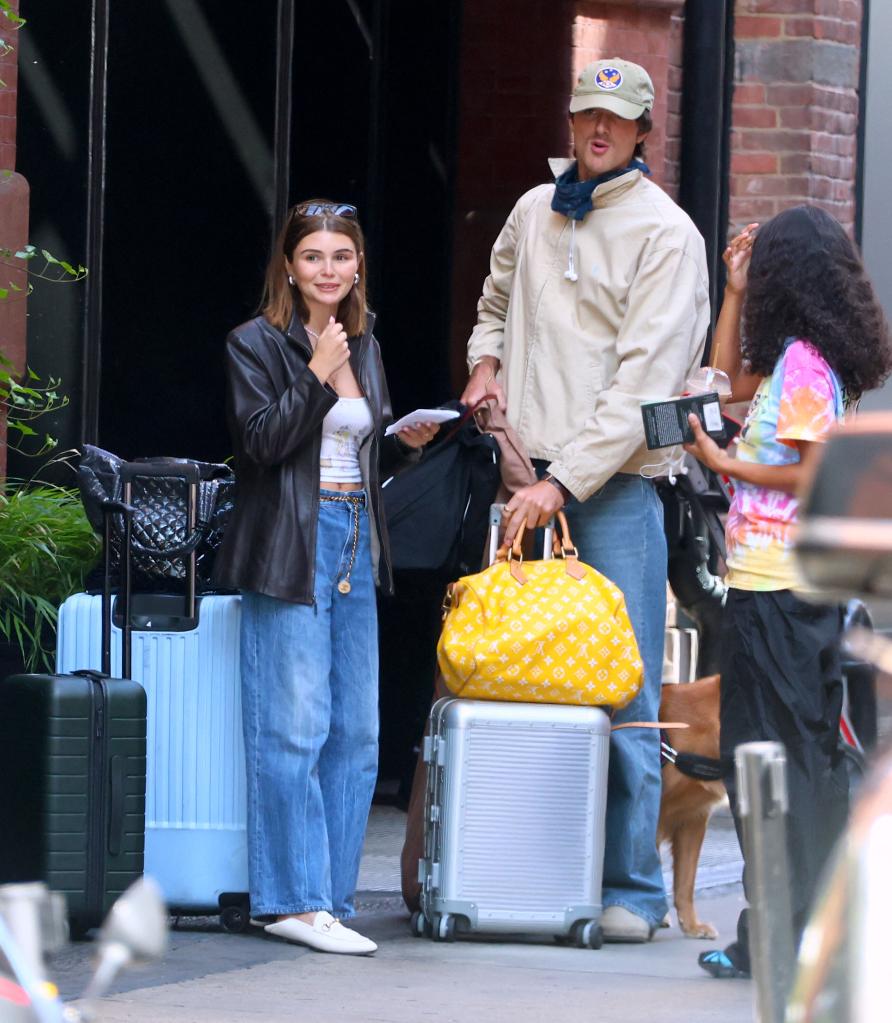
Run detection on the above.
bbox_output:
[213,308,416,603]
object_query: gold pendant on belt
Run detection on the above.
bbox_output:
[338,579,352,595]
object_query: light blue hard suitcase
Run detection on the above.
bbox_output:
[56,589,250,932]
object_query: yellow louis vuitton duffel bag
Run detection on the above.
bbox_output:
[436,512,643,708]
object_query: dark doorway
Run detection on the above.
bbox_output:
[284,0,461,419]
[99,2,279,462]
[19,2,461,466]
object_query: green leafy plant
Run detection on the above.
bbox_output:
[0,245,85,458]
[1,351,69,457]
[0,474,100,671]
[0,242,87,296]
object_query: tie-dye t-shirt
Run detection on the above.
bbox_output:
[725,338,845,591]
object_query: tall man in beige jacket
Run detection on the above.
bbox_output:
[462,58,710,942]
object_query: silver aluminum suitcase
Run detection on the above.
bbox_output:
[414,696,611,947]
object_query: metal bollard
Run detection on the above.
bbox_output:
[0,882,67,982]
[0,882,68,1023]
[736,742,796,1023]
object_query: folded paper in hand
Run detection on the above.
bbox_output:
[385,408,460,436]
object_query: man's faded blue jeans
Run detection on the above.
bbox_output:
[565,473,668,928]
[239,491,379,920]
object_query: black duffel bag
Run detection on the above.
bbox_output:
[77,444,235,591]
[382,400,501,577]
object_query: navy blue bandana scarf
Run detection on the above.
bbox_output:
[551,159,650,221]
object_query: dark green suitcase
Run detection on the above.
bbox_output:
[0,501,147,937]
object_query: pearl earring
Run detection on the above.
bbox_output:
[354,272,360,285]
[288,274,294,286]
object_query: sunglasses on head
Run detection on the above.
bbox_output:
[293,202,358,219]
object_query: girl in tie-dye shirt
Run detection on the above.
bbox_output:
[682,205,892,982]
[724,336,846,591]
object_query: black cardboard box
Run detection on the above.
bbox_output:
[641,391,724,449]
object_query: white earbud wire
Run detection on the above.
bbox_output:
[564,220,578,282]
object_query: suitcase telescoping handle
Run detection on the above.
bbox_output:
[120,461,200,623]
[101,500,136,679]
[486,503,555,567]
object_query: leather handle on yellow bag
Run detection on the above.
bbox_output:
[553,511,586,580]
[494,510,585,584]
[493,521,528,584]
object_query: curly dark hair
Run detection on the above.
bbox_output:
[741,204,892,401]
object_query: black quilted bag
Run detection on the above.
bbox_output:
[77,444,236,591]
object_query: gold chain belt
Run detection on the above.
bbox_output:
[319,493,364,594]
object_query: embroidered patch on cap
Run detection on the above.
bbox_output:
[595,67,623,91]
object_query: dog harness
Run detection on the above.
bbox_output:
[660,732,726,782]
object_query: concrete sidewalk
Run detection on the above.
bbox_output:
[49,805,752,1022]
[62,890,753,1023]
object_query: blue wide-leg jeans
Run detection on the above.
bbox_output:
[240,491,379,920]
[564,473,668,927]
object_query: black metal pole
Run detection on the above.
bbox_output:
[854,0,870,249]
[365,0,386,303]
[272,0,295,235]
[678,0,734,350]
[80,0,109,446]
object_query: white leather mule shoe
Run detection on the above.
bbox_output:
[264,911,377,955]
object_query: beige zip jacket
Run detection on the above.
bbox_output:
[467,161,710,502]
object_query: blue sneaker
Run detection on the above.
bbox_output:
[698,949,750,979]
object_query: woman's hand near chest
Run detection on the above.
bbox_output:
[328,362,363,398]
[308,317,350,386]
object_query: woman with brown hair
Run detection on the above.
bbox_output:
[215,200,438,955]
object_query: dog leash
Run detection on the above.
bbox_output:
[615,720,727,781]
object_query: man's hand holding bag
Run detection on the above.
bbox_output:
[436,511,643,708]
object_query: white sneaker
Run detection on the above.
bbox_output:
[264,912,377,955]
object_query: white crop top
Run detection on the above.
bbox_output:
[319,397,373,483]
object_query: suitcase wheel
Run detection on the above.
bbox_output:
[410,910,431,938]
[586,923,603,950]
[572,919,603,950]
[219,903,250,934]
[433,912,457,943]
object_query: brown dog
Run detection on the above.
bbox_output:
[657,674,726,939]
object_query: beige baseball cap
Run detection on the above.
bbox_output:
[569,58,655,119]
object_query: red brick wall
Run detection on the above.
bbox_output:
[0,22,17,172]
[449,0,684,390]
[572,1,685,195]
[729,0,863,235]
[0,0,28,478]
